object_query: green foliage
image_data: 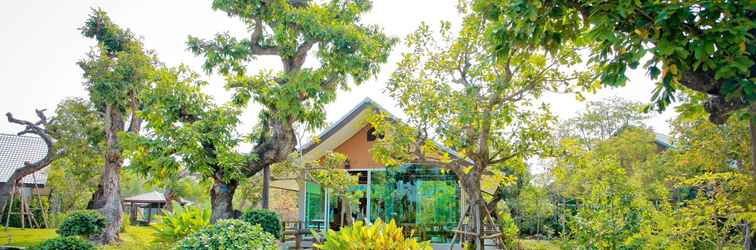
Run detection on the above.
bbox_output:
[240,208,282,239]
[496,209,520,249]
[151,205,211,244]
[45,98,104,214]
[558,97,649,149]
[57,210,107,237]
[477,0,754,116]
[173,219,276,250]
[28,236,95,250]
[188,0,396,131]
[78,9,156,111]
[314,219,432,250]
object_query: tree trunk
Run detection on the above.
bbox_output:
[459,171,485,249]
[262,165,270,209]
[163,188,179,212]
[750,104,756,197]
[210,178,238,223]
[92,105,125,244]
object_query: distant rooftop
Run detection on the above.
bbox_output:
[123,190,191,205]
[0,133,49,185]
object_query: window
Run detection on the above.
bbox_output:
[367,127,383,141]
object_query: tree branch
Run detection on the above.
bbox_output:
[1,110,64,212]
[250,17,279,56]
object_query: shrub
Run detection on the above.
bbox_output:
[152,205,211,244]
[173,219,277,250]
[496,209,520,249]
[314,219,432,250]
[240,208,282,239]
[57,210,107,237]
[29,236,95,250]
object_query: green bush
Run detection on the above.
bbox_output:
[57,210,107,237]
[152,205,211,244]
[29,236,95,250]
[173,219,277,250]
[240,208,282,239]
[314,219,432,250]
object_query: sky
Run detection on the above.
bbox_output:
[0,0,676,141]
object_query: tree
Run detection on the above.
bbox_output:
[46,98,105,214]
[368,4,591,246]
[558,97,649,150]
[124,66,249,222]
[0,110,62,215]
[185,0,395,212]
[474,0,756,193]
[77,9,157,243]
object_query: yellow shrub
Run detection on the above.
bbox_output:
[314,219,432,250]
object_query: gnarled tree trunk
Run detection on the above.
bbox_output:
[210,178,238,222]
[90,105,125,244]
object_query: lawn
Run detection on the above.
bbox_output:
[518,239,560,250]
[0,226,157,249]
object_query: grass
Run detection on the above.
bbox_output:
[0,226,158,249]
[518,239,560,250]
[0,227,57,247]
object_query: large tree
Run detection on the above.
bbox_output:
[369,5,591,247]
[124,66,249,222]
[46,98,105,213]
[77,9,157,243]
[558,97,649,150]
[474,0,756,193]
[185,0,394,215]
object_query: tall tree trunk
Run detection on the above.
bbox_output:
[210,178,238,222]
[92,105,125,244]
[460,171,485,249]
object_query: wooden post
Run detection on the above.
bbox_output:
[262,165,270,209]
[5,186,15,228]
[129,201,137,225]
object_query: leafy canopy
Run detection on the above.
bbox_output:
[476,0,755,122]
[187,0,396,131]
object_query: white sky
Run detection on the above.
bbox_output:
[0,0,675,140]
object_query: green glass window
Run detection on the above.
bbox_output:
[370,165,460,243]
[305,182,325,229]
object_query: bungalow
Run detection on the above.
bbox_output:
[270,98,463,243]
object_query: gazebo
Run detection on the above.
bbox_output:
[122,191,191,225]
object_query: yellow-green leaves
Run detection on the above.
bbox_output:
[314,219,432,250]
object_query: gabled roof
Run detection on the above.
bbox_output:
[123,190,191,205]
[0,133,49,185]
[300,97,464,162]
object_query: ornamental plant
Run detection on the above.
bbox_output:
[240,208,282,239]
[57,210,107,238]
[152,205,211,244]
[29,236,95,250]
[173,219,277,250]
[315,219,432,250]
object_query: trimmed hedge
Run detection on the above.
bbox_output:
[29,236,95,250]
[240,208,282,239]
[57,210,107,237]
[173,219,277,250]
